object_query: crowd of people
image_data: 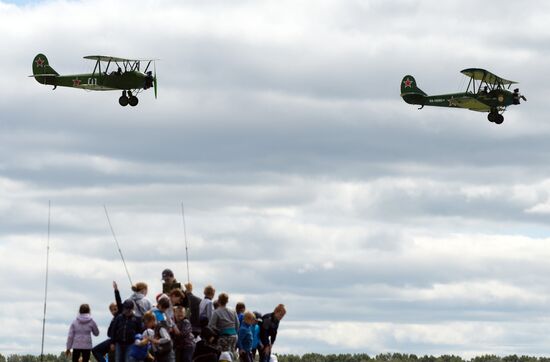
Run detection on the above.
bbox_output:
[64,269,286,362]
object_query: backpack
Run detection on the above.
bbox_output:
[154,322,173,356]
[129,334,149,360]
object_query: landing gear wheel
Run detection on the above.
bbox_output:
[119,90,128,107]
[129,96,139,107]
[119,95,129,106]
[495,114,504,124]
[487,112,497,123]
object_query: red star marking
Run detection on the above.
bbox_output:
[403,78,413,88]
[35,57,45,67]
[72,78,82,87]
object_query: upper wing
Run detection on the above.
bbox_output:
[461,68,517,85]
[84,55,156,62]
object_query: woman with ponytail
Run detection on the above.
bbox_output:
[130,282,153,318]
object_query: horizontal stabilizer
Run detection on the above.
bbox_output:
[28,74,59,77]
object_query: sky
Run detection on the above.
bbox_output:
[2,0,550,357]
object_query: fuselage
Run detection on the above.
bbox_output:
[403,89,516,112]
[35,70,150,91]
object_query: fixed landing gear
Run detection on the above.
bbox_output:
[118,90,139,107]
[487,110,504,125]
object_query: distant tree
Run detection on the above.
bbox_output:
[375,353,393,362]
[276,355,302,362]
[420,355,437,362]
[503,355,519,362]
[471,355,501,362]
[518,356,538,362]
[0,353,5,362]
[436,355,463,362]
[302,353,326,362]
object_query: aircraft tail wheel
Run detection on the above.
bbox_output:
[495,114,504,124]
[129,96,139,107]
[119,95,129,106]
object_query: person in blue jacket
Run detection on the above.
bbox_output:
[251,312,262,360]
[237,311,256,362]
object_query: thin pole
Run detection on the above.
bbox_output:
[40,200,51,362]
[104,205,133,286]
[181,203,190,284]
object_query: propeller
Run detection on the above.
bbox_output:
[154,61,158,99]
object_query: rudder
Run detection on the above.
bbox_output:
[400,75,427,105]
[32,53,58,79]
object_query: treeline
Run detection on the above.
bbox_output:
[0,354,69,362]
[276,354,550,362]
[3,354,550,362]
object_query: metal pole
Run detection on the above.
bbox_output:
[40,200,51,362]
[104,205,133,286]
[181,203,190,284]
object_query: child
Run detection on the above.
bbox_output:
[129,312,161,362]
[172,307,195,362]
[235,303,246,325]
[237,312,256,362]
[128,333,151,362]
[66,304,100,362]
[154,319,174,362]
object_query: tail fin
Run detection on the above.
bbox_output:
[400,75,427,105]
[32,54,59,83]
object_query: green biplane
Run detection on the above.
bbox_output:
[31,53,157,107]
[400,68,526,124]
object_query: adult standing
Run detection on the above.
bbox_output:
[66,304,100,362]
[130,282,153,318]
[258,304,286,362]
[183,282,202,336]
[208,293,239,359]
[199,285,215,328]
[110,300,143,362]
[162,269,182,294]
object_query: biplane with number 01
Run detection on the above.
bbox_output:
[31,53,157,107]
[400,68,526,124]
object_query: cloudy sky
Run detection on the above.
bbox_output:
[2,0,550,357]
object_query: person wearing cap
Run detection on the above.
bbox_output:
[258,305,286,362]
[162,269,182,294]
[109,299,143,362]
